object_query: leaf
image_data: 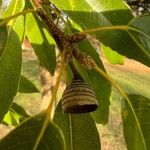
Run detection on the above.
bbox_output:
[0,113,66,150]
[0,25,7,58]
[0,0,24,122]
[0,0,2,14]
[75,39,111,124]
[2,102,29,125]
[2,0,25,41]
[128,15,150,58]
[18,75,39,93]
[52,0,150,66]
[0,28,22,122]
[52,0,133,28]
[26,10,56,75]
[11,102,29,119]
[102,44,124,65]
[3,110,20,126]
[2,0,25,18]
[54,103,101,150]
[121,94,150,150]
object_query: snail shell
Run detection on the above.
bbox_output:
[61,79,98,113]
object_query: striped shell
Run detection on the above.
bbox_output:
[61,79,98,113]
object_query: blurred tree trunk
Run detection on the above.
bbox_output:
[39,65,53,111]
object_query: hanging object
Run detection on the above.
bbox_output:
[61,78,98,113]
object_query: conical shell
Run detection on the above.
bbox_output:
[61,79,98,113]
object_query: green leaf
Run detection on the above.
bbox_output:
[0,113,66,150]
[0,25,7,58]
[2,0,25,18]
[2,102,29,125]
[102,44,124,65]
[52,0,133,28]
[26,11,56,75]
[121,94,150,150]
[0,28,22,122]
[54,103,101,150]
[11,102,29,119]
[0,0,2,14]
[52,0,150,66]
[75,39,111,124]
[2,0,25,41]
[18,75,39,93]
[128,15,150,58]
[3,110,20,126]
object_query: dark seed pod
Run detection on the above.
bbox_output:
[61,79,98,113]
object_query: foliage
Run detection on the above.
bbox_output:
[0,0,150,149]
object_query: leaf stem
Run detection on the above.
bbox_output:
[80,24,149,40]
[94,65,146,149]
[80,25,128,34]
[33,54,65,150]
[0,9,35,26]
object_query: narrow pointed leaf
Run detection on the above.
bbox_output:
[18,75,39,93]
[54,104,101,150]
[0,0,23,122]
[0,28,22,122]
[26,11,56,75]
[0,113,65,150]
[122,94,150,150]
[75,39,111,124]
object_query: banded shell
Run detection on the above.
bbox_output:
[61,79,98,113]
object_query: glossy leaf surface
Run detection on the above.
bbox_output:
[2,0,25,41]
[52,0,150,66]
[26,11,56,75]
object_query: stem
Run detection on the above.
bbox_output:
[94,65,146,149]
[80,25,128,34]
[0,9,35,26]
[33,55,66,150]
[69,62,82,79]
[80,25,149,40]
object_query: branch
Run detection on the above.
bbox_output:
[33,54,66,150]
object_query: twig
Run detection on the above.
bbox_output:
[0,9,35,26]
[33,54,66,149]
